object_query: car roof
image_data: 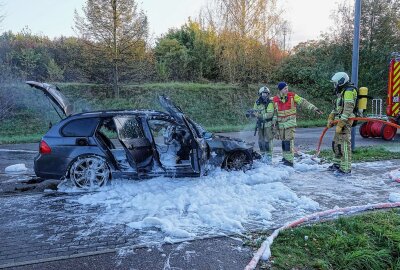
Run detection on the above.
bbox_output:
[69,109,173,119]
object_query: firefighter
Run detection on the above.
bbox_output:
[254,86,276,163]
[327,72,357,174]
[273,82,323,166]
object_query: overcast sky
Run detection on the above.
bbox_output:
[1,0,350,47]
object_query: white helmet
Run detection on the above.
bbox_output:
[331,72,350,87]
[258,86,270,95]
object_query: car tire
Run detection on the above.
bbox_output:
[224,151,252,171]
[69,155,111,188]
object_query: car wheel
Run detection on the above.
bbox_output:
[224,151,251,171]
[69,155,110,188]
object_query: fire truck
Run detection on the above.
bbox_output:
[359,52,400,140]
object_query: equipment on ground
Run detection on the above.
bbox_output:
[358,52,400,141]
[315,117,400,157]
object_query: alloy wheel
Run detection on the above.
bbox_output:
[69,156,110,188]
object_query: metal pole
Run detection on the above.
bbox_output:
[351,0,361,151]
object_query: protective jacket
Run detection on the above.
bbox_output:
[273,92,318,128]
[253,97,276,127]
[330,85,358,123]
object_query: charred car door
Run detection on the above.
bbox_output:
[158,95,208,174]
[113,116,154,173]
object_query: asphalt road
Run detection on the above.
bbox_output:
[222,127,400,152]
[0,127,399,270]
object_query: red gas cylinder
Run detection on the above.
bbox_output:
[370,121,385,137]
[359,122,370,138]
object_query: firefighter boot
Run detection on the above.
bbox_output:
[328,163,340,171]
[261,153,272,164]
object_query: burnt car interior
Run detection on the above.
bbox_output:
[95,117,194,173]
[96,118,132,170]
[147,119,192,166]
[113,116,154,172]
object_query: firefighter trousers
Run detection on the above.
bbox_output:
[277,127,295,164]
[332,122,352,173]
[258,124,274,160]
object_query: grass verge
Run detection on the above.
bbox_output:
[246,209,400,270]
[312,146,400,162]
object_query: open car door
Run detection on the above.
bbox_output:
[26,81,73,117]
[113,116,154,173]
[158,95,208,174]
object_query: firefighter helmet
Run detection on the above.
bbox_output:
[331,72,350,87]
[258,86,270,95]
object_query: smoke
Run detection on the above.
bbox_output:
[0,63,18,122]
[0,68,61,127]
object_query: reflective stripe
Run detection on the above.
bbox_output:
[343,141,349,172]
[277,113,296,118]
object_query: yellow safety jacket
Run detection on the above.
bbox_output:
[253,98,276,127]
[273,92,318,129]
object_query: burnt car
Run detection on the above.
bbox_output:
[27,81,260,188]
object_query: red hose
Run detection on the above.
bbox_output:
[315,117,400,157]
[244,202,400,270]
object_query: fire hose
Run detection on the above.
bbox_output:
[314,117,400,157]
[244,202,400,270]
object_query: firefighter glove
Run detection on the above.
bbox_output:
[315,109,323,115]
[326,113,335,128]
[335,120,346,133]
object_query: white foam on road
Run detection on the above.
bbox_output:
[58,157,400,243]
[65,161,319,241]
[5,163,28,173]
[389,168,400,182]
[389,193,400,202]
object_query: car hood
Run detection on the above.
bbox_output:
[26,81,73,117]
[207,134,254,152]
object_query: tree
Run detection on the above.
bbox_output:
[276,0,400,101]
[154,39,189,81]
[50,36,88,82]
[328,0,400,97]
[203,0,283,42]
[198,0,286,83]
[155,21,218,81]
[74,0,148,98]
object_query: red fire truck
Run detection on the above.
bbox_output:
[359,52,400,140]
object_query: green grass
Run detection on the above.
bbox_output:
[0,134,42,144]
[313,146,400,162]
[247,210,400,270]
